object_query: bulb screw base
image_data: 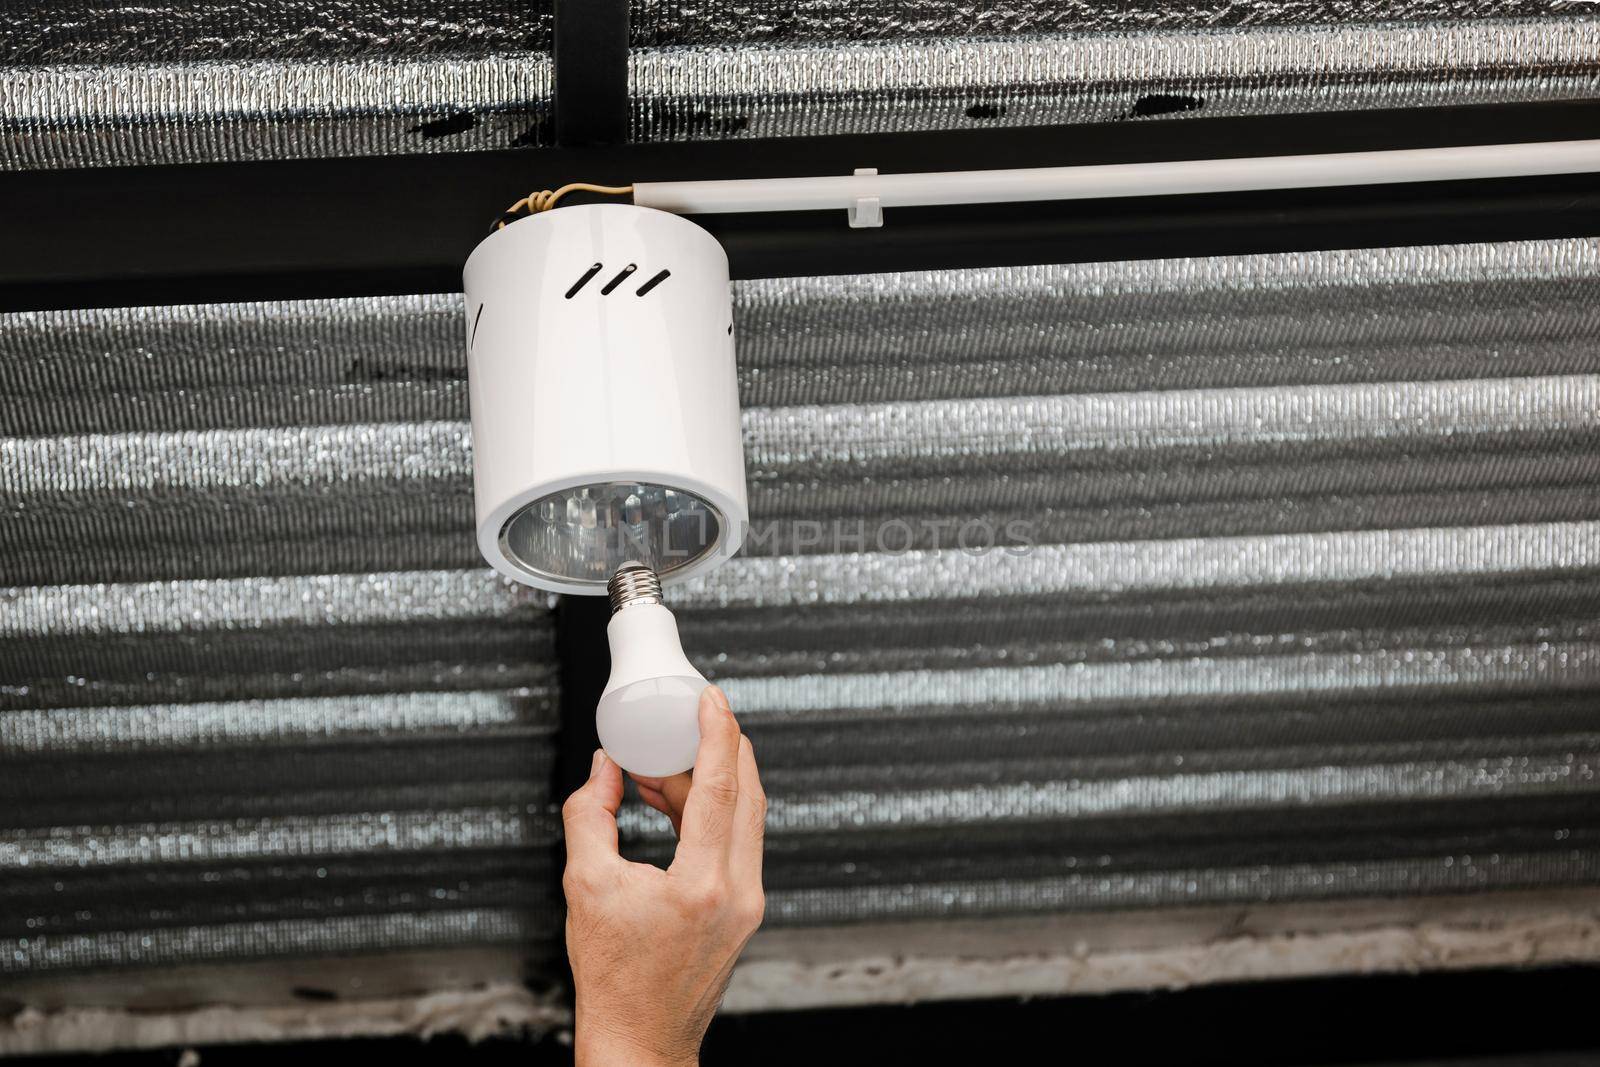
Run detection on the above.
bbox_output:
[608,562,663,613]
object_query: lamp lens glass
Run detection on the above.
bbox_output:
[500,482,723,585]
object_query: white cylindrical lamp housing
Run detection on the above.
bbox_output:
[463,204,748,595]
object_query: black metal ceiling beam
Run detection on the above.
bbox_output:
[1,99,1598,312]
[553,0,630,146]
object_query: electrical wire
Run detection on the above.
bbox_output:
[496,183,634,229]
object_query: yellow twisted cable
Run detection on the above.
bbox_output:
[497,183,634,228]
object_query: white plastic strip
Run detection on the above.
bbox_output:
[633,139,1600,215]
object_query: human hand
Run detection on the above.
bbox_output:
[561,686,767,1067]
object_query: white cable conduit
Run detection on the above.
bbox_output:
[632,139,1600,225]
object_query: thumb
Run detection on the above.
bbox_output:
[561,749,624,871]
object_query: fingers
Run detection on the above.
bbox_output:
[663,689,766,932]
[729,733,767,891]
[634,780,670,814]
[658,773,692,818]
[634,781,679,834]
[561,750,624,874]
[671,686,742,872]
[631,771,689,835]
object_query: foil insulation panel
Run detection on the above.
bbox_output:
[663,237,1600,926]
[4,236,1600,981]
[629,16,1600,141]
[4,2,554,63]
[630,1,1577,46]
[0,575,562,977]
[0,263,561,978]
[7,6,1600,167]
[1,2,553,169]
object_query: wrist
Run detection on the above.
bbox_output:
[576,1036,696,1067]
[575,1018,698,1067]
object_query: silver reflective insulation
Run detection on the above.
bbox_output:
[0,569,523,637]
[657,237,1600,926]
[8,376,1595,492]
[5,6,1600,166]
[2,1,553,169]
[5,910,537,974]
[756,851,1600,925]
[0,692,542,753]
[630,1,1574,45]
[680,522,1600,608]
[2,807,546,871]
[4,236,1600,978]
[4,2,553,64]
[1,266,561,982]
[1,55,552,169]
[710,643,1600,719]
[629,16,1600,140]
[618,752,1600,838]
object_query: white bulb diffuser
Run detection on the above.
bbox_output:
[597,562,707,777]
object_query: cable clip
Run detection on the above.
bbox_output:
[847,168,883,229]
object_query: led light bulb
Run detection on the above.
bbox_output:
[596,562,707,777]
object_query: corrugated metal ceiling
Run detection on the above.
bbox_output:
[6,236,1598,981]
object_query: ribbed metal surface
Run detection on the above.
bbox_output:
[0,272,560,978]
[0,2,552,169]
[0,580,561,976]
[1,55,552,169]
[630,1,1571,45]
[7,6,1600,166]
[5,236,1600,977]
[3,2,554,63]
[630,16,1600,140]
[664,237,1599,926]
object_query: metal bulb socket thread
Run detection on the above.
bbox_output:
[608,561,663,614]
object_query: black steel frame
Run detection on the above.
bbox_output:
[553,0,630,146]
[1,100,1598,312]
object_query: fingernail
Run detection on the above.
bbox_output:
[707,685,731,711]
[590,749,607,775]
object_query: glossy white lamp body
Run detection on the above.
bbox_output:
[597,602,706,776]
[462,203,747,594]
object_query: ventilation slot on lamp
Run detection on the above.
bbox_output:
[636,269,671,296]
[600,263,639,295]
[566,262,604,299]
